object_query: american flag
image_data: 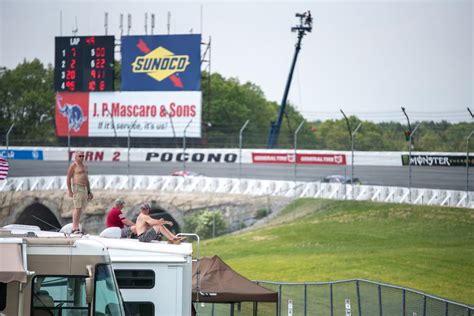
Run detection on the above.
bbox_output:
[0,157,9,180]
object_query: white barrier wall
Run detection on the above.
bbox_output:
[1,175,472,209]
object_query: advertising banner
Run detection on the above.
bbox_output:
[121,35,201,91]
[252,153,346,165]
[0,149,44,160]
[401,154,474,167]
[55,92,201,138]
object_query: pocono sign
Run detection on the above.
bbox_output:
[55,91,201,137]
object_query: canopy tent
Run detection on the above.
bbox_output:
[0,243,27,283]
[192,255,278,303]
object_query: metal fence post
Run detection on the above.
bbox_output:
[278,284,282,316]
[408,122,421,202]
[67,120,71,163]
[356,280,362,316]
[304,283,307,316]
[423,295,427,316]
[378,284,383,316]
[402,289,406,316]
[293,121,304,219]
[465,131,474,206]
[6,123,14,155]
[239,120,249,180]
[351,123,362,199]
[183,119,193,172]
[127,120,137,185]
[330,283,334,316]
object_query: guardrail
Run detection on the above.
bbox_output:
[1,175,472,209]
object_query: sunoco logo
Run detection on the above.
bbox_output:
[133,40,190,83]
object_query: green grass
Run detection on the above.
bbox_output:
[199,199,474,305]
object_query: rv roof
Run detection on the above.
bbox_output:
[89,235,192,255]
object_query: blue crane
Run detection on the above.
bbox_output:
[267,11,313,149]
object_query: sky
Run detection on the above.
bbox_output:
[0,0,472,123]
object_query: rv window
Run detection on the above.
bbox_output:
[0,282,6,311]
[114,270,155,289]
[94,264,126,316]
[31,276,88,315]
[124,302,154,316]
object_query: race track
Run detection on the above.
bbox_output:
[8,160,473,191]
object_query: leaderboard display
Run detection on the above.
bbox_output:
[54,36,114,92]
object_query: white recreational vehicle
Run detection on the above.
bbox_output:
[0,225,127,316]
[90,231,195,316]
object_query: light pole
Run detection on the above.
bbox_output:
[6,123,14,157]
[239,120,249,180]
[293,121,304,220]
[182,119,193,172]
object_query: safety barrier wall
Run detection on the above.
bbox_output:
[1,146,472,167]
[1,175,472,209]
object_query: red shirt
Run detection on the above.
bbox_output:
[106,207,125,228]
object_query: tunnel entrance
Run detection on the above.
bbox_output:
[16,203,61,231]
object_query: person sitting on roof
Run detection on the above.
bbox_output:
[106,198,137,238]
[135,203,186,244]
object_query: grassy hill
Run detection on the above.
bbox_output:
[200,199,474,305]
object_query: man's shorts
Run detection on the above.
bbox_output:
[120,226,131,238]
[72,184,88,210]
[138,228,162,242]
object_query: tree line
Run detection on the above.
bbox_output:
[0,59,472,152]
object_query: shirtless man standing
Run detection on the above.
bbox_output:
[136,203,185,244]
[67,151,93,233]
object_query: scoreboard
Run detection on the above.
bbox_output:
[54,36,114,92]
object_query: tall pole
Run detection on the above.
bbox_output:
[267,11,312,149]
[293,121,304,220]
[351,123,362,198]
[6,123,14,156]
[239,120,250,180]
[183,119,193,172]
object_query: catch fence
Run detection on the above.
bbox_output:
[194,279,473,316]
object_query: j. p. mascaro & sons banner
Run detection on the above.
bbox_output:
[120,34,201,91]
[55,92,201,137]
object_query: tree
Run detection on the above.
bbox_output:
[184,209,227,239]
[0,59,56,145]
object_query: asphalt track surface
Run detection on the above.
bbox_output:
[8,160,472,191]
